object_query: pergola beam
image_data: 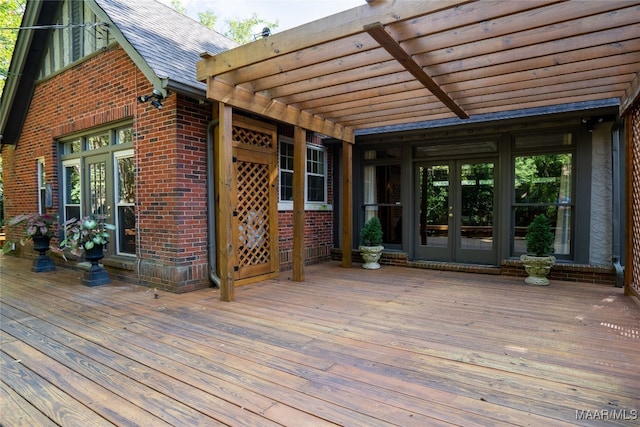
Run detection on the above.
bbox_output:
[364,22,469,119]
[205,77,355,143]
[621,71,640,115]
[196,0,472,80]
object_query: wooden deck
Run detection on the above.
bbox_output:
[1,255,639,426]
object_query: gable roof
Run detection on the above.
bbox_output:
[92,0,237,96]
[0,0,237,145]
[197,0,640,142]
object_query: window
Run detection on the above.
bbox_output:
[279,141,294,201]
[37,158,46,214]
[306,146,326,203]
[115,150,136,255]
[60,124,135,257]
[62,160,82,224]
[88,132,110,150]
[278,139,330,209]
[363,153,402,245]
[512,151,573,257]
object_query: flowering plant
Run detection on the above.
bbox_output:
[2,213,59,254]
[56,214,116,258]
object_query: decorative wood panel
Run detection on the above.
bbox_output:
[628,103,640,298]
[232,117,279,285]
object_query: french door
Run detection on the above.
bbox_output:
[415,159,497,264]
[85,153,114,256]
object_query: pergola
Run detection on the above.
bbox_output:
[196,0,640,301]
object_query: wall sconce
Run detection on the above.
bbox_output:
[581,115,616,133]
[137,89,165,109]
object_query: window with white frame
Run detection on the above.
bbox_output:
[37,158,46,214]
[306,145,326,202]
[279,140,294,202]
[278,139,329,210]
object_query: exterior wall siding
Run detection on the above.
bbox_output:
[589,124,613,266]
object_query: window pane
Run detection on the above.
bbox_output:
[415,141,497,157]
[514,133,573,149]
[513,206,571,255]
[514,154,572,204]
[280,171,293,201]
[307,175,324,202]
[65,139,81,153]
[118,206,136,254]
[307,147,324,174]
[118,128,133,144]
[280,142,294,170]
[418,164,448,247]
[88,133,109,150]
[116,155,136,255]
[365,164,403,246]
[89,161,107,215]
[364,148,402,159]
[64,163,81,223]
[64,164,81,204]
[117,157,135,203]
[65,206,81,224]
[460,162,493,250]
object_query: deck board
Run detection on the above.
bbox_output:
[1,255,639,426]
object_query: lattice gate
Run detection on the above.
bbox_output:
[628,103,640,298]
[231,117,279,285]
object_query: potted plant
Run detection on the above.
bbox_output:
[359,216,384,269]
[54,214,116,286]
[2,213,58,272]
[520,214,556,285]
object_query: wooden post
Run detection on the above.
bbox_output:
[342,141,353,267]
[293,126,306,281]
[215,102,235,301]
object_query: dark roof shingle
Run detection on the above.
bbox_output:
[95,0,237,92]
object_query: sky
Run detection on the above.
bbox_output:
[159,0,365,34]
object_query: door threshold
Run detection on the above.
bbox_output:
[408,260,501,275]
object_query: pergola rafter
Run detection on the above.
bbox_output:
[196,0,640,300]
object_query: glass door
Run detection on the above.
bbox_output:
[415,160,496,264]
[456,161,495,264]
[85,154,114,256]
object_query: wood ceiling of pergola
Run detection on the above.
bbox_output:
[197,0,640,143]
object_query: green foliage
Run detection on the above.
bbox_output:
[2,213,59,254]
[198,10,217,30]
[361,216,383,247]
[54,214,116,259]
[0,0,25,96]
[525,214,554,256]
[170,0,186,14]
[168,1,278,45]
[224,13,278,45]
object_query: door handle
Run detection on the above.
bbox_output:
[448,213,454,218]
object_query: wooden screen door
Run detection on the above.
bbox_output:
[231,117,279,285]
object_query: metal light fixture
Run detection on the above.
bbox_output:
[137,89,164,109]
[253,27,271,40]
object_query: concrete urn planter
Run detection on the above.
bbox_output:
[520,254,556,285]
[359,245,384,270]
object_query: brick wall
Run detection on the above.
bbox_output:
[134,92,212,292]
[279,210,333,271]
[3,44,336,292]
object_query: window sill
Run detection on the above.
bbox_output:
[278,202,333,211]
